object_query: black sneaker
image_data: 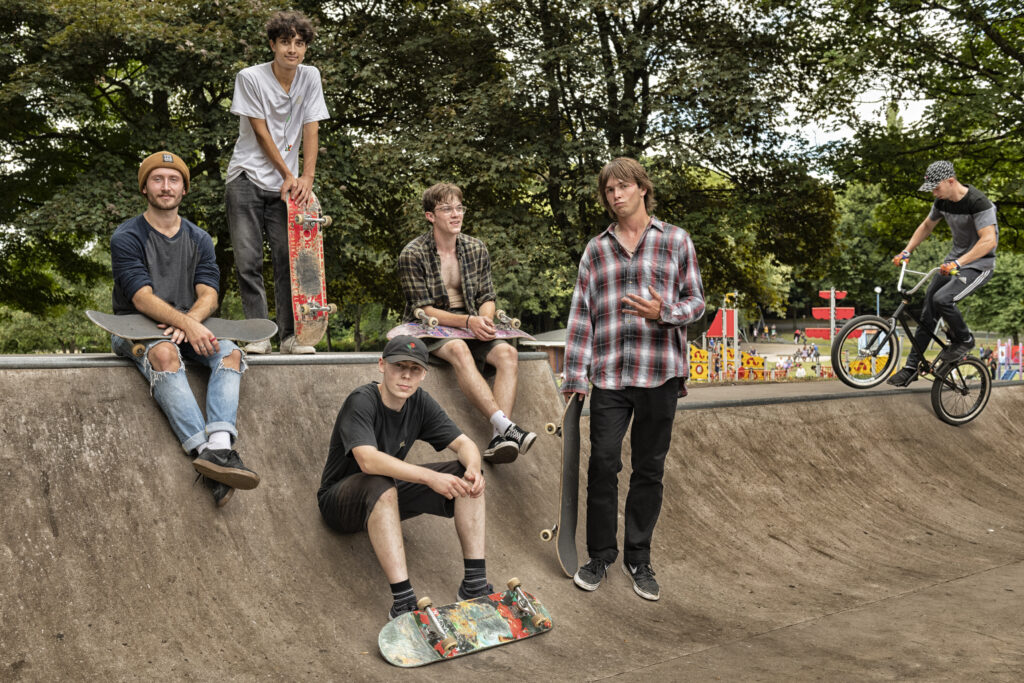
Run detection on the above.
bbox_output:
[482,434,518,464]
[502,423,537,455]
[887,366,919,387]
[192,449,260,490]
[196,474,234,508]
[622,562,660,601]
[937,337,975,363]
[388,599,417,621]
[457,581,495,601]
[573,558,610,591]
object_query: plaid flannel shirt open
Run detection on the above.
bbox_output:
[562,217,705,394]
[398,231,496,322]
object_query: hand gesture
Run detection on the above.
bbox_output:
[622,286,663,320]
[427,470,473,500]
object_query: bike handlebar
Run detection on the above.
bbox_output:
[896,261,958,296]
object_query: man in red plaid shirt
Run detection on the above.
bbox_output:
[564,157,705,601]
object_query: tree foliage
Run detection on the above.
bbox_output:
[2,0,837,350]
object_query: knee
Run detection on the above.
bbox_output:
[490,343,518,370]
[377,486,399,508]
[221,349,242,371]
[445,340,474,366]
[147,342,180,372]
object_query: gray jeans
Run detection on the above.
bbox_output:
[225,173,293,339]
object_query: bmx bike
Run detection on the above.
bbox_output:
[830,261,991,426]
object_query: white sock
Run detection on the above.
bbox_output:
[489,411,513,438]
[206,431,232,451]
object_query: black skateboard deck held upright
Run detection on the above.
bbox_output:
[540,393,584,577]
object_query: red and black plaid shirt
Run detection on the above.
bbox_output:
[563,217,705,393]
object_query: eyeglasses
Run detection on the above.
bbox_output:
[433,204,467,215]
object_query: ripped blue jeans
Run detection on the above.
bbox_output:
[112,335,247,453]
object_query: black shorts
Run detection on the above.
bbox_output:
[426,337,508,375]
[318,460,466,534]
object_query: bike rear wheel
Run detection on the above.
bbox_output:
[931,356,991,426]
[831,315,902,389]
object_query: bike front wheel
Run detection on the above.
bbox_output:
[931,356,991,426]
[831,315,903,389]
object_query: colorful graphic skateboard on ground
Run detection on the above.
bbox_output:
[540,392,585,577]
[287,191,336,347]
[86,310,277,358]
[387,308,536,341]
[378,578,552,667]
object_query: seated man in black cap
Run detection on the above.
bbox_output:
[317,335,491,619]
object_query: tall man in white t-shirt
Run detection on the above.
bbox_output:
[225,10,330,354]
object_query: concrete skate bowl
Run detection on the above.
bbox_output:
[2,353,1024,681]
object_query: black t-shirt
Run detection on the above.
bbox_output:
[318,382,462,497]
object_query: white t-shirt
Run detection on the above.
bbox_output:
[226,62,330,192]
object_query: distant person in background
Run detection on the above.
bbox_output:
[888,160,998,387]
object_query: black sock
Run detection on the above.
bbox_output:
[389,579,416,618]
[460,559,488,595]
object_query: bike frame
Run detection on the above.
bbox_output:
[873,262,954,376]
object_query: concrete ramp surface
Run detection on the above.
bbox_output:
[2,355,1024,680]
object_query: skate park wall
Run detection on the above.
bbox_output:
[2,353,1024,680]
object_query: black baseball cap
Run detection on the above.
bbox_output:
[382,335,429,368]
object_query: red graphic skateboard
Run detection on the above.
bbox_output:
[378,578,552,667]
[287,192,336,346]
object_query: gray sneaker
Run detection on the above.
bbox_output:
[192,449,260,490]
[243,339,271,354]
[622,562,660,601]
[280,335,316,354]
[573,558,610,591]
[197,474,234,508]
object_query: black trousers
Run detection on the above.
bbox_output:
[586,378,679,566]
[906,267,992,368]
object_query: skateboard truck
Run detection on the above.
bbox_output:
[414,308,439,329]
[506,578,552,629]
[495,309,521,329]
[416,597,457,655]
[298,302,338,316]
[297,213,333,228]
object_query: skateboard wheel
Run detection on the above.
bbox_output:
[507,577,521,591]
[441,636,457,653]
[416,597,433,611]
[531,614,550,629]
[328,303,337,314]
[545,422,557,435]
[539,528,555,542]
[322,215,333,227]
[297,213,308,226]
[131,343,146,358]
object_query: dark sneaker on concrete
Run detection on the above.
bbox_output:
[388,599,417,621]
[573,558,610,591]
[503,423,537,455]
[937,336,975,363]
[887,366,919,387]
[622,562,660,601]
[205,476,234,508]
[457,581,495,601]
[192,449,260,490]
[483,434,518,464]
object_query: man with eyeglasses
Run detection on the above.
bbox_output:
[398,182,537,464]
[317,336,491,619]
